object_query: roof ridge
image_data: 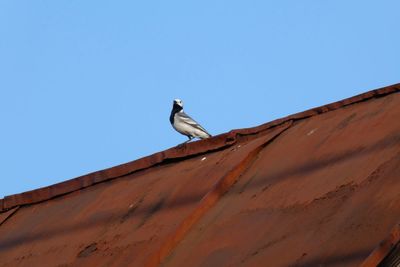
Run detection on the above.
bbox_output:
[1,83,399,212]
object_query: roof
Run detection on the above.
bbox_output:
[1,83,400,267]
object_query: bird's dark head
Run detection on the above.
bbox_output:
[173,99,183,108]
[173,99,183,109]
[170,99,183,122]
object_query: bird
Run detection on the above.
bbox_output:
[170,99,211,143]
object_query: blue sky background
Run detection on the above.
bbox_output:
[0,1,399,197]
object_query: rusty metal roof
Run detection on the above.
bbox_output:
[0,84,399,267]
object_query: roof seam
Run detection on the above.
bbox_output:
[0,206,20,228]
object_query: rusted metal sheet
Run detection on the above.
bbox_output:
[0,127,287,266]
[0,84,399,267]
[161,90,400,267]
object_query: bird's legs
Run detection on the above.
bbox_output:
[184,136,194,143]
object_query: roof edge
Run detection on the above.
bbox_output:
[1,83,399,212]
[360,222,400,266]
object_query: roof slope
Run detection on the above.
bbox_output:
[0,84,399,267]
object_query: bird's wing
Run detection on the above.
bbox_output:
[179,112,210,135]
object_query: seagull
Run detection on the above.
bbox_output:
[170,99,211,143]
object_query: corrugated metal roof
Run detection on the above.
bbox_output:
[0,84,399,267]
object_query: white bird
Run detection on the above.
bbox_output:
[170,99,211,143]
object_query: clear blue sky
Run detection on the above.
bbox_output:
[0,1,399,198]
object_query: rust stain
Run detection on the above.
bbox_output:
[77,242,98,258]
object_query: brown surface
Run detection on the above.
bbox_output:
[0,83,399,267]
